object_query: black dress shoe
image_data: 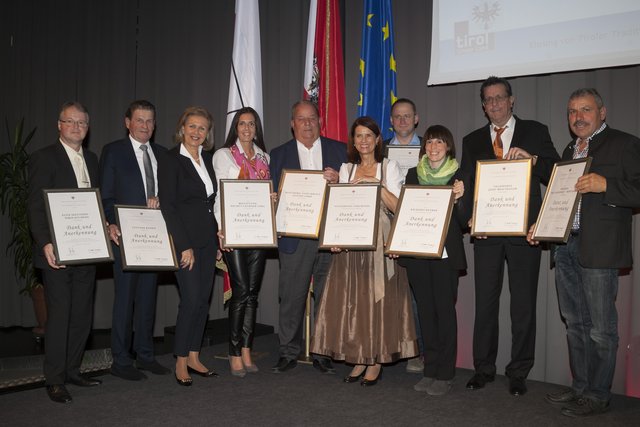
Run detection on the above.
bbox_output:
[343,368,366,383]
[561,397,610,417]
[175,374,193,387]
[67,375,102,387]
[546,388,581,404]
[46,384,72,403]
[271,357,297,373]
[136,360,171,375]
[361,367,383,387]
[466,373,495,390]
[508,376,527,396]
[187,366,219,377]
[313,358,336,374]
[111,364,147,381]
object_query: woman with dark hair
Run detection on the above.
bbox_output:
[213,107,269,377]
[310,116,418,386]
[402,124,469,396]
[158,106,218,386]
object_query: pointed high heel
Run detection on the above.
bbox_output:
[229,358,246,378]
[361,367,383,387]
[187,366,218,377]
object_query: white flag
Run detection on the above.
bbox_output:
[226,0,263,136]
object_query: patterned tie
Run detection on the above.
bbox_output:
[493,126,506,159]
[140,144,155,198]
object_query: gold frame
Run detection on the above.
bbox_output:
[275,169,327,239]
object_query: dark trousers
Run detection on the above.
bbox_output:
[42,265,96,385]
[406,258,459,380]
[472,240,541,378]
[277,239,332,360]
[224,248,267,356]
[111,249,158,367]
[173,240,217,357]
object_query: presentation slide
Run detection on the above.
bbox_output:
[429,1,640,85]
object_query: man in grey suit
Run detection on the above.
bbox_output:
[100,100,170,380]
[269,100,347,373]
[28,101,102,403]
[530,88,640,417]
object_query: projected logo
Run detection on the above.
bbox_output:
[454,2,500,54]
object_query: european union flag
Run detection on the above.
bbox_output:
[357,0,397,140]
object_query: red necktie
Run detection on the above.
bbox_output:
[493,126,506,159]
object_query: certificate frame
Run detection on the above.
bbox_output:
[386,145,421,176]
[318,183,381,250]
[220,179,277,248]
[43,188,114,264]
[532,158,592,242]
[115,205,178,271]
[385,185,455,258]
[275,169,327,238]
[471,158,532,237]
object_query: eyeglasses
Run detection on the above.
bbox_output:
[392,114,414,121]
[482,95,510,106]
[59,118,89,128]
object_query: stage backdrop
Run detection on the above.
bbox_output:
[1,0,639,397]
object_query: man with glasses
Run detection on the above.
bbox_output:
[28,101,102,403]
[100,100,170,381]
[385,98,421,147]
[461,76,559,396]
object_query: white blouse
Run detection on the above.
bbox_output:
[338,159,404,197]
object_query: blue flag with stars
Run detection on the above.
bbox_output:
[357,0,397,140]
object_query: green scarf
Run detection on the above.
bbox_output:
[416,155,459,186]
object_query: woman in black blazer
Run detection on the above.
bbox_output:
[158,107,219,386]
[401,125,469,396]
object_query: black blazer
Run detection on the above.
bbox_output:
[27,142,100,269]
[158,146,218,255]
[100,138,167,224]
[400,167,468,271]
[460,116,560,245]
[562,126,640,268]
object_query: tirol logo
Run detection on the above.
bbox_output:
[454,2,500,54]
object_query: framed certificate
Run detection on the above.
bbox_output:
[115,205,178,270]
[471,159,532,236]
[532,158,591,242]
[275,169,327,238]
[386,145,421,176]
[385,185,455,258]
[220,180,277,248]
[43,188,113,264]
[318,183,381,250]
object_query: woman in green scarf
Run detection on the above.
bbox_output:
[402,124,470,396]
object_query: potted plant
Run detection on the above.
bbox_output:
[0,118,46,337]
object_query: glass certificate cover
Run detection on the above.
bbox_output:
[115,205,178,270]
[532,158,591,242]
[318,183,381,250]
[471,159,532,236]
[43,188,113,264]
[275,170,327,238]
[385,186,454,258]
[220,180,277,248]
[386,145,421,177]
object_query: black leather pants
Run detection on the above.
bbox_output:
[224,249,267,356]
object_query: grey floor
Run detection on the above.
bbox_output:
[1,334,639,427]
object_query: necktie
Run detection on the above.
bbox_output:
[493,126,506,159]
[140,145,155,198]
[75,154,90,188]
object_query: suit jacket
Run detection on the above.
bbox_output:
[400,167,469,270]
[100,138,167,224]
[562,126,640,268]
[461,115,560,246]
[28,142,100,269]
[158,146,218,254]
[269,137,347,254]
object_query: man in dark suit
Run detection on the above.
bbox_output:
[100,100,170,380]
[28,101,102,403]
[531,89,640,417]
[269,100,347,374]
[461,76,560,396]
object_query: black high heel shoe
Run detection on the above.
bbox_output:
[344,367,367,383]
[187,366,219,377]
[175,374,193,387]
[361,367,383,387]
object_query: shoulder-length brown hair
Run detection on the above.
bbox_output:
[174,106,214,150]
[347,116,384,163]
